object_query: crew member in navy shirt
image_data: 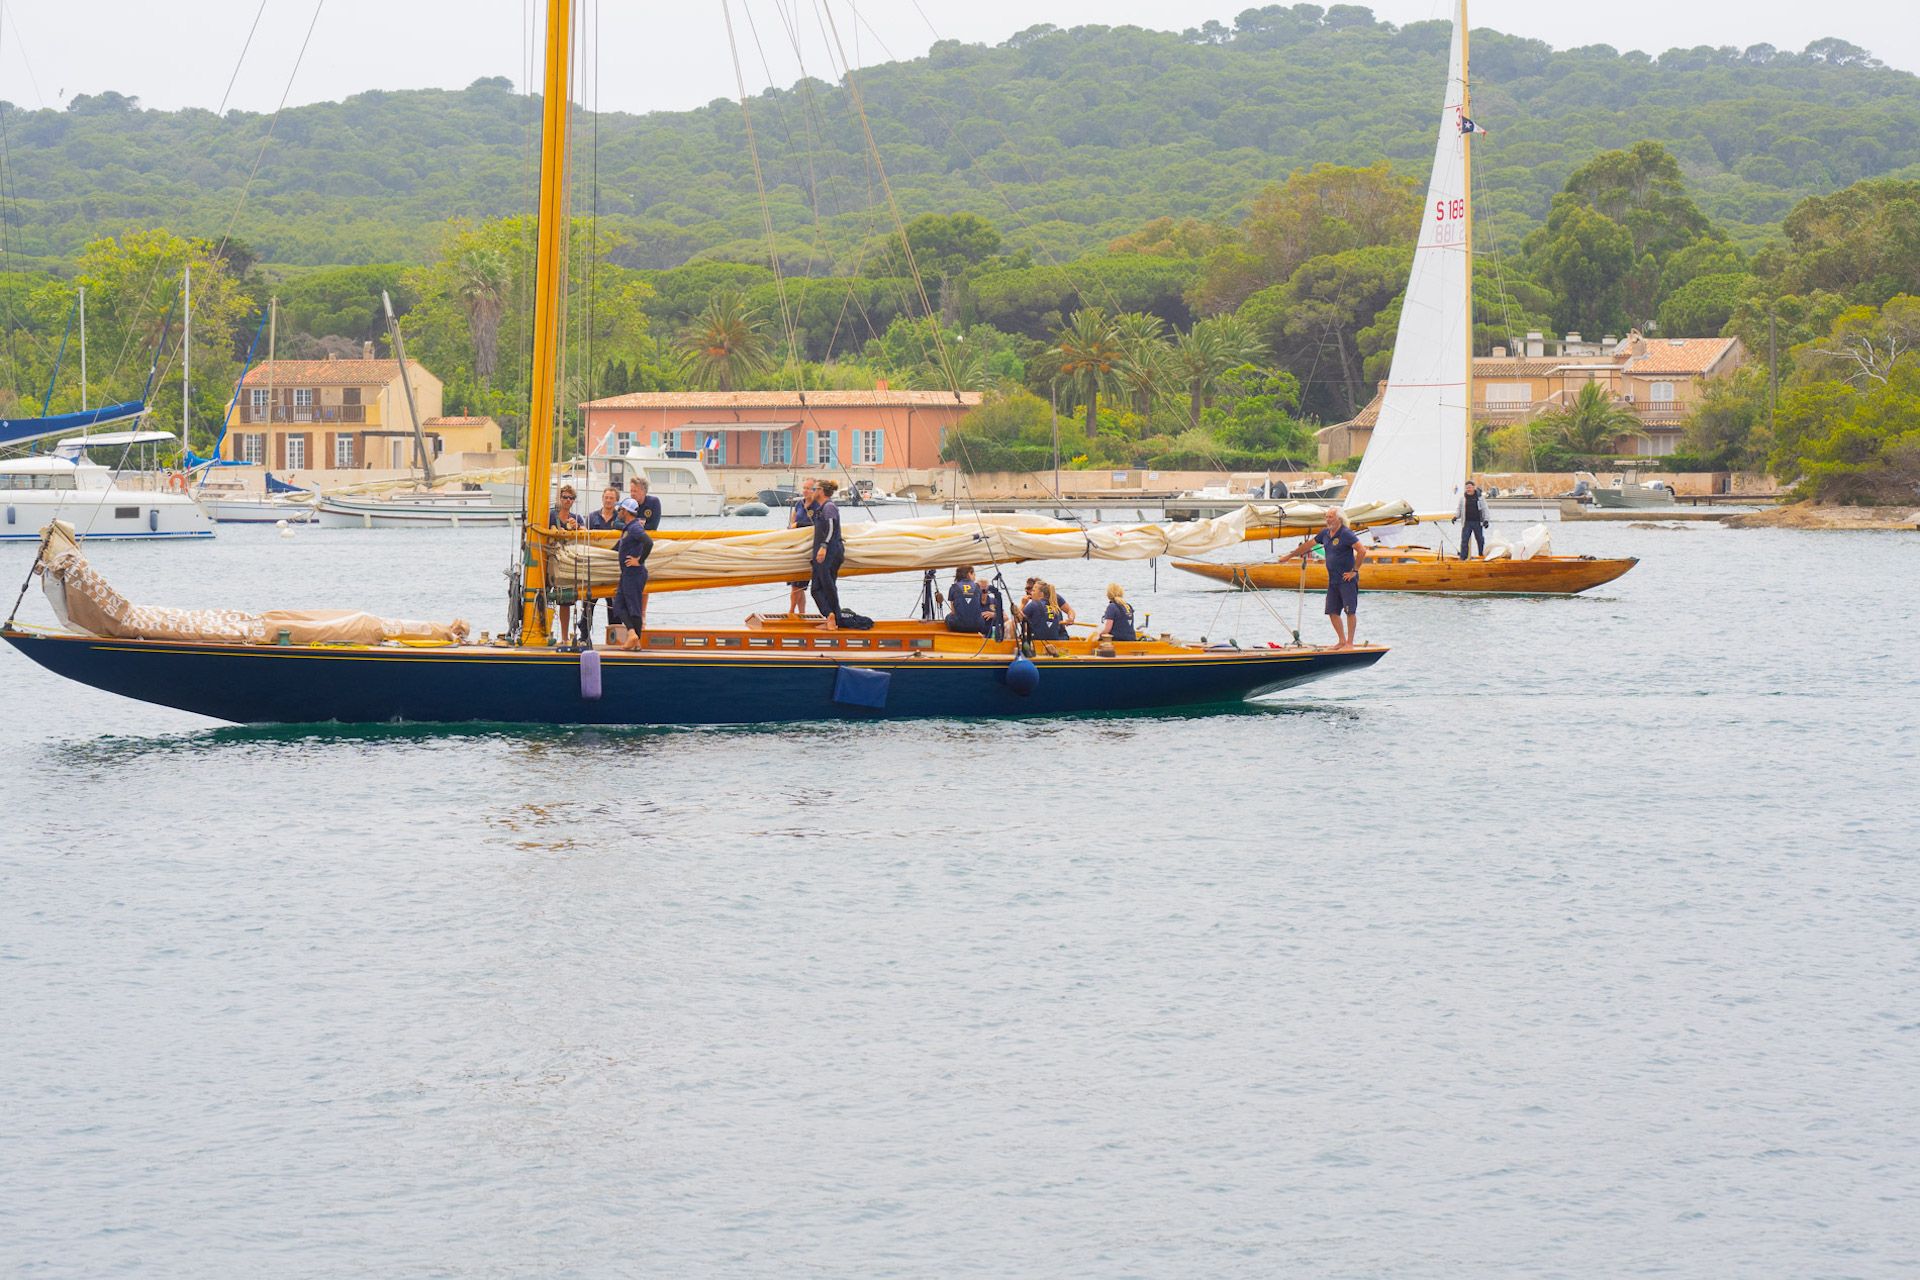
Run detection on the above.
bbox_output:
[1277,507,1368,650]
[613,500,653,649]
[810,479,845,630]
[945,565,986,634]
[547,485,584,646]
[578,485,622,644]
[1098,582,1138,642]
[1021,580,1070,643]
[626,476,663,531]
[787,477,818,615]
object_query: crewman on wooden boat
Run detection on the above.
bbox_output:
[1276,507,1368,650]
[549,485,584,647]
[810,479,845,630]
[1456,480,1490,559]
[1099,582,1138,642]
[1022,580,1070,643]
[628,476,663,531]
[580,485,622,644]
[945,565,986,634]
[787,477,818,615]
[613,500,653,650]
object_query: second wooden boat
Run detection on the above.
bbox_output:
[1174,0,1636,598]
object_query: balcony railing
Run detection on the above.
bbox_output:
[238,405,369,424]
[1473,400,1689,428]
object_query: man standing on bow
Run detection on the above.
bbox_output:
[1276,507,1368,650]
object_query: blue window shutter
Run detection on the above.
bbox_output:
[875,430,885,465]
[649,431,659,448]
[829,432,840,466]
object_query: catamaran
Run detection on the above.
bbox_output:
[1176,0,1636,596]
[2,0,1389,725]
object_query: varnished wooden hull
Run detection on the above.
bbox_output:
[1174,547,1637,595]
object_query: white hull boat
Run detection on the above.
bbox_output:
[315,491,520,528]
[2,433,215,541]
[198,496,317,523]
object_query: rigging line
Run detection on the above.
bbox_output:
[748,2,829,279]
[146,0,328,399]
[215,0,272,116]
[725,2,868,517]
[816,1,959,396]
[1,4,46,109]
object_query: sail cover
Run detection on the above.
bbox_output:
[0,401,147,451]
[1341,4,1472,522]
[548,503,1411,594]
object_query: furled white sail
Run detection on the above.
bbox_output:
[1342,0,1473,522]
[549,502,1413,592]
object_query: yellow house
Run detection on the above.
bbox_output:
[1319,331,1746,464]
[422,416,505,457]
[223,355,447,471]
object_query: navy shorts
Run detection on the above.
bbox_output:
[1324,576,1358,616]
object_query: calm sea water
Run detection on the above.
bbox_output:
[2,515,1916,1278]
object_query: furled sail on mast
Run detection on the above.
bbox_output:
[1341,0,1473,522]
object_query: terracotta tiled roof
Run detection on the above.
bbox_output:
[583,390,983,410]
[1621,337,1742,376]
[240,359,432,387]
[423,415,495,426]
[1474,356,1567,378]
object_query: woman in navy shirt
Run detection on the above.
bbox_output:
[612,500,653,649]
[1021,580,1069,643]
[1098,582,1138,642]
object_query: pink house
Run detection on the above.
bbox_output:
[580,389,981,471]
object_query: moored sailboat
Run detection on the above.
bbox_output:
[1,0,1387,725]
[1175,0,1635,597]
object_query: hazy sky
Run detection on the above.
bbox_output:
[0,0,1911,117]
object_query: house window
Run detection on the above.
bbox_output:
[764,432,791,465]
[808,430,838,466]
[855,430,884,465]
[613,431,637,454]
[249,388,269,415]
[1650,381,1676,403]
[293,388,314,408]
[702,434,726,466]
[286,435,307,469]
[239,433,265,466]
[342,387,360,405]
[334,435,355,468]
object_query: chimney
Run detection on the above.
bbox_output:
[363,341,374,360]
[1565,331,1583,350]
[1491,345,1507,358]
[875,376,890,392]
[1525,331,1544,358]
[326,352,337,361]
[1602,334,1617,351]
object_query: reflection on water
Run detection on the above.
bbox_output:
[2,522,1918,1278]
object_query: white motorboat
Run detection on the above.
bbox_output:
[1584,468,1677,509]
[1,432,215,541]
[575,444,727,518]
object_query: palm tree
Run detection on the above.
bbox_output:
[1038,308,1127,441]
[676,290,773,391]
[1533,382,1645,458]
[454,245,510,393]
[1171,315,1267,431]
[1111,311,1172,419]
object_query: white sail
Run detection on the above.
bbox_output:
[1342,0,1472,522]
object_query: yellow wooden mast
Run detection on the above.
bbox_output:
[519,0,573,646]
